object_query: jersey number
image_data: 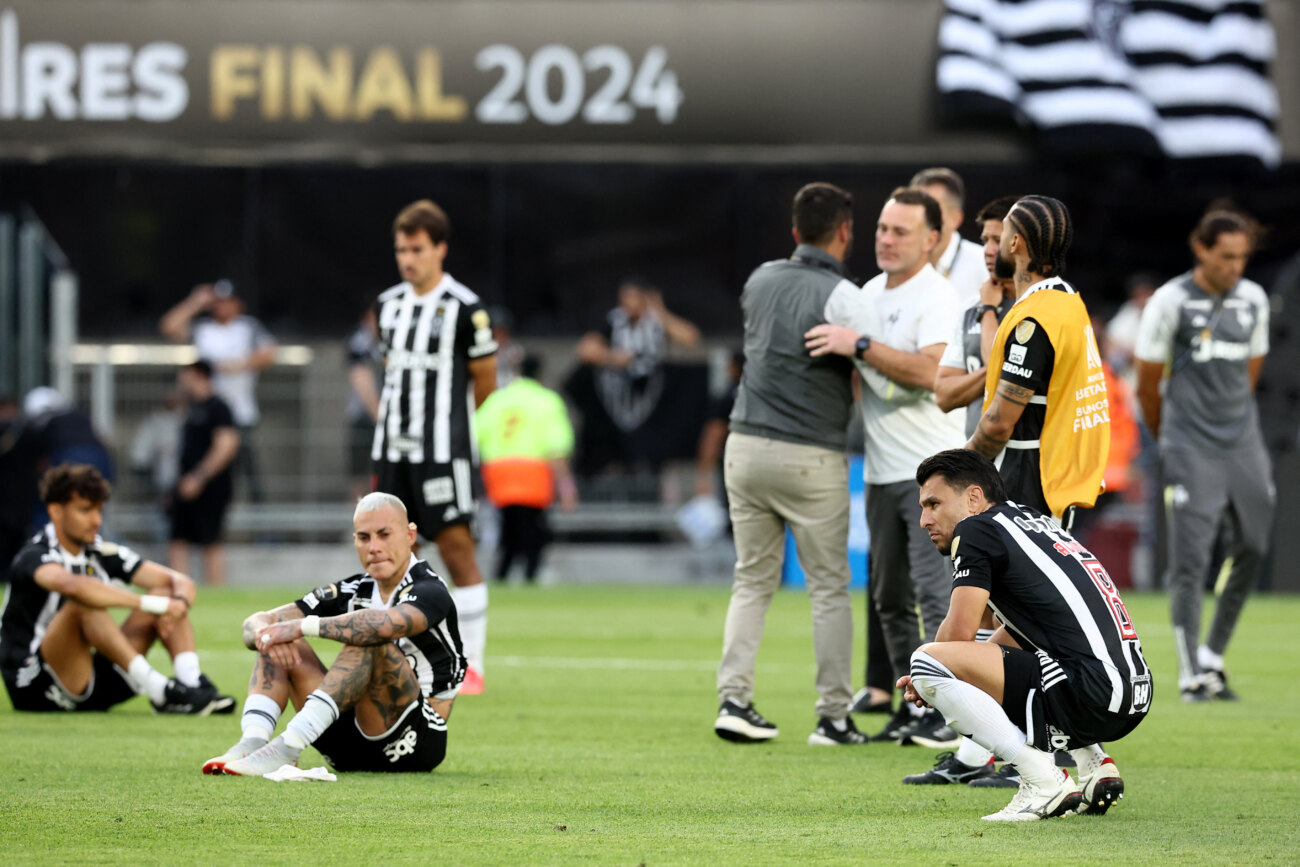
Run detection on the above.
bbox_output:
[1083,560,1137,641]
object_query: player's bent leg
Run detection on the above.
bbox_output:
[438,523,488,691]
[35,601,99,696]
[353,642,422,735]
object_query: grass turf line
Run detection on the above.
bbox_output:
[1,585,1298,865]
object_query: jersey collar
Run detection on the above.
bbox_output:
[936,234,962,278]
[1013,276,1072,306]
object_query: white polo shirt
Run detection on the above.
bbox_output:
[935,234,988,306]
[192,315,275,427]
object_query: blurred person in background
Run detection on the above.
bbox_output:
[1134,207,1273,703]
[574,278,700,474]
[489,306,526,388]
[715,182,864,747]
[128,389,185,545]
[160,279,276,503]
[169,361,240,587]
[910,167,988,304]
[805,186,964,749]
[22,387,115,534]
[372,199,496,694]
[476,355,577,583]
[935,195,1020,438]
[693,349,744,504]
[0,396,41,583]
[1105,273,1159,385]
[346,304,384,502]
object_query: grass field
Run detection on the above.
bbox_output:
[2,584,1298,865]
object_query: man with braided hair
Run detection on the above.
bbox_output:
[966,195,1109,526]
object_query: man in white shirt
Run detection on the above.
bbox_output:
[805,187,965,748]
[911,168,988,305]
[160,280,277,502]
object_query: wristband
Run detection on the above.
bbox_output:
[301,615,321,638]
[977,304,999,319]
[140,595,171,615]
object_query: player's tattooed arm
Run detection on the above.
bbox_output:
[242,604,304,650]
[318,603,430,646]
[966,381,1034,459]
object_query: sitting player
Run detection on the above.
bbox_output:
[1,463,233,714]
[900,450,1152,821]
[204,492,464,776]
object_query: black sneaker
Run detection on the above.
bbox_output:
[1203,669,1240,701]
[714,700,779,742]
[1181,683,1213,703]
[850,687,892,715]
[871,704,918,742]
[900,710,962,749]
[807,715,869,745]
[198,674,237,715]
[903,750,996,784]
[151,679,227,716]
[969,763,1020,788]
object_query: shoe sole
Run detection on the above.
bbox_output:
[202,759,229,775]
[715,716,778,743]
[807,732,868,746]
[1078,777,1124,815]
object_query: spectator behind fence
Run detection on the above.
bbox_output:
[170,361,240,586]
[160,279,276,502]
[22,387,115,532]
[573,279,700,474]
[475,355,578,583]
[128,389,185,545]
[345,304,383,501]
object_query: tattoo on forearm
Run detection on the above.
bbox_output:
[319,606,421,646]
[968,425,1008,459]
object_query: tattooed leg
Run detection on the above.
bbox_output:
[247,639,327,710]
[353,643,422,736]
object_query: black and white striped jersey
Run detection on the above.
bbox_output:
[1,525,143,680]
[596,307,667,432]
[372,274,497,465]
[294,555,466,698]
[951,502,1152,717]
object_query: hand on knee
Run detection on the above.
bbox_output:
[909,649,956,705]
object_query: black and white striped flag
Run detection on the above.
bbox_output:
[937,0,1281,168]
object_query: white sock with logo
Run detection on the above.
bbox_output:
[172,651,201,688]
[282,690,339,750]
[1068,743,1109,777]
[241,693,283,742]
[453,582,489,673]
[125,655,169,704]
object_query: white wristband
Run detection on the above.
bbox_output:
[140,595,171,615]
[301,615,321,638]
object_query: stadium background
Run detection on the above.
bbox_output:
[1,0,1298,587]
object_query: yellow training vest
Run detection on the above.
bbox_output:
[983,279,1110,515]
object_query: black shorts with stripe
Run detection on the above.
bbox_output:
[3,649,137,712]
[373,458,478,540]
[314,698,448,772]
[1000,646,1148,751]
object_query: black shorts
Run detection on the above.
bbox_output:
[3,649,138,712]
[1001,646,1147,751]
[349,419,375,477]
[170,491,232,545]
[314,698,448,773]
[373,458,478,540]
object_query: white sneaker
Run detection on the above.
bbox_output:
[1076,758,1124,815]
[982,769,1082,822]
[221,737,302,777]
[202,736,268,775]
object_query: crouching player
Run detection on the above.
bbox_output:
[901,450,1152,821]
[203,492,465,775]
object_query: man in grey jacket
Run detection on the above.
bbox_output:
[714,182,867,747]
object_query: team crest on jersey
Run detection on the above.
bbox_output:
[471,309,491,330]
[314,583,339,601]
[950,536,961,560]
[99,542,119,556]
[1014,321,1036,344]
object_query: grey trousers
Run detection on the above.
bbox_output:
[866,479,953,684]
[1163,442,1274,686]
[717,432,854,720]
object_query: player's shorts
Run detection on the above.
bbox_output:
[3,649,138,712]
[373,458,478,539]
[1000,646,1147,751]
[169,491,232,545]
[314,697,448,773]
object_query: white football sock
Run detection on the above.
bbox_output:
[955,737,995,767]
[172,651,201,687]
[909,649,1056,785]
[126,655,169,704]
[1197,645,1224,671]
[282,690,339,750]
[1068,743,1109,777]
[241,693,283,742]
[975,628,996,643]
[453,582,489,672]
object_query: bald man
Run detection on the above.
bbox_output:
[203,493,466,776]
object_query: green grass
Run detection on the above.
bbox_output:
[2,585,1298,865]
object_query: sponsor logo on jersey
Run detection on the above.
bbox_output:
[1002,362,1033,378]
[423,477,454,505]
[1007,344,1027,365]
[442,505,460,522]
[383,726,420,762]
[387,348,445,372]
[1014,320,1036,344]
